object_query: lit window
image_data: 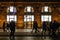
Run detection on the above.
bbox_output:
[44,6,48,12]
[7,6,16,14]
[42,6,51,12]
[41,15,51,22]
[7,15,17,22]
[24,15,34,22]
[10,6,14,12]
[27,6,31,12]
[24,6,34,12]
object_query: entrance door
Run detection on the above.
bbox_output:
[24,15,34,28]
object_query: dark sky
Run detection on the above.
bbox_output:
[0,0,60,2]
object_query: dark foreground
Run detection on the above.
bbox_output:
[0,36,60,40]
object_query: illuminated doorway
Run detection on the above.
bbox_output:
[24,15,34,28]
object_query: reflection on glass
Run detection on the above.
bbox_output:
[41,15,51,22]
[7,15,17,22]
[24,15,34,22]
[44,6,49,12]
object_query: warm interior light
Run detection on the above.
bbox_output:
[41,15,51,22]
[7,15,17,22]
[24,15,34,22]
[44,6,49,12]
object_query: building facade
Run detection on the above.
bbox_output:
[0,2,60,29]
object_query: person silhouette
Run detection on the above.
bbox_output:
[31,21,39,33]
[10,21,16,40]
[52,20,57,35]
[6,22,10,32]
[49,21,53,35]
[42,22,47,35]
[2,21,6,32]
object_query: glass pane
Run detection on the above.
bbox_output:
[7,15,17,22]
[24,15,34,22]
[27,15,30,18]
[49,15,51,22]
[15,15,17,22]
[24,18,27,22]
[44,6,48,12]
[7,15,10,21]
[29,15,32,18]
[10,6,14,12]
[32,15,34,21]
[10,15,14,18]
[27,18,30,21]
[10,18,14,22]
[27,6,31,12]
[24,15,26,22]
[7,6,16,14]
[41,15,51,22]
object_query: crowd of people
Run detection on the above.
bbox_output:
[32,20,60,35]
[2,21,16,40]
[2,20,60,40]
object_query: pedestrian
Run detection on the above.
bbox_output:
[31,21,39,33]
[2,21,6,32]
[52,20,57,35]
[42,22,47,35]
[6,22,10,32]
[49,21,53,35]
[10,21,16,40]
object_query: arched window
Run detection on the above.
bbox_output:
[7,6,16,14]
[7,6,17,22]
[24,6,34,28]
[24,6,34,12]
[41,6,52,22]
[42,6,51,12]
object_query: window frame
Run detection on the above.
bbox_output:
[7,15,17,22]
[42,6,51,12]
[7,6,16,14]
[24,6,34,12]
[41,15,51,22]
[24,15,34,22]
